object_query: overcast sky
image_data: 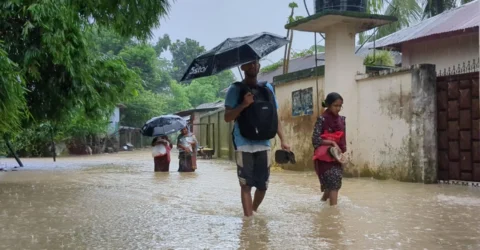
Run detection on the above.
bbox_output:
[151,0,323,79]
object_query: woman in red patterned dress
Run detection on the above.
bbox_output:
[312,92,346,206]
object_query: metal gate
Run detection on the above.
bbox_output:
[436,66,479,182]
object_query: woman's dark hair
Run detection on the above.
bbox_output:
[151,137,158,147]
[322,92,343,108]
[151,135,171,146]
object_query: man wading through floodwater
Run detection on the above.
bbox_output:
[224,60,290,217]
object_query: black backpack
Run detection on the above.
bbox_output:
[234,81,278,140]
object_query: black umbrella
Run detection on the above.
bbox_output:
[141,115,187,137]
[180,32,289,82]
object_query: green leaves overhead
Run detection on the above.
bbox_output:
[0,0,170,127]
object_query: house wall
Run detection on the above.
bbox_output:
[351,65,437,182]
[272,77,325,170]
[402,32,479,72]
[198,109,234,160]
[354,71,413,180]
[273,65,438,183]
[191,111,201,139]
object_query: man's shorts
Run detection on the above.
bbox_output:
[236,150,271,191]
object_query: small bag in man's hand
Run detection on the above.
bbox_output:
[275,150,296,164]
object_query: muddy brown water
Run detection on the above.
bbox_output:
[1,151,480,250]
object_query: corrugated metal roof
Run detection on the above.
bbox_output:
[374,0,479,49]
[195,100,224,110]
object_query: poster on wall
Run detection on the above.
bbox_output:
[302,88,313,115]
[291,87,314,116]
[292,90,303,116]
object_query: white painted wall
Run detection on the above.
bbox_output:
[355,72,413,178]
[401,32,479,72]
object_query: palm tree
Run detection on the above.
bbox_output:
[359,0,473,45]
[359,0,422,44]
[423,0,474,19]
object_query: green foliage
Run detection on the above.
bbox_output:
[0,0,170,156]
[0,45,27,134]
[92,28,135,55]
[423,0,456,18]
[118,44,167,91]
[260,60,283,73]
[291,45,325,59]
[71,0,171,40]
[166,81,193,112]
[0,0,161,124]
[121,90,168,128]
[155,34,172,56]
[363,50,395,67]
[1,0,240,157]
[363,0,472,44]
[186,79,220,108]
[169,38,206,81]
[361,0,422,44]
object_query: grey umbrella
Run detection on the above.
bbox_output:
[180,32,289,82]
[141,115,187,137]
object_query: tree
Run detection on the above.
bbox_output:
[165,81,192,113]
[423,0,472,19]
[121,90,168,128]
[91,27,135,55]
[363,50,395,66]
[169,38,206,81]
[0,0,171,129]
[361,0,472,44]
[118,44,164,91]
[155,34,172,56]
[359,0,422,44]
[0,45,26,134]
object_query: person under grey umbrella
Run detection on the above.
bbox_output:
[180,32,289,82]
[224,60,291,217]
[141,115,187,172]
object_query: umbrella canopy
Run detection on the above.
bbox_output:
[180,32,289,82]
[141,115,187,137]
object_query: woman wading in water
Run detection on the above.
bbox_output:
[176,126,198,172]
[312,92,346,206]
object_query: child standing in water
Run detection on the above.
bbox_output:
[152,135,173,172]
[312,92,346,206]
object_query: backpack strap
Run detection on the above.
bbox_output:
[233,81,251,105]
[234,81,275,104]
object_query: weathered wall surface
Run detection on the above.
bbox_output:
[350,65,437,183]
[402,33,479,72]
[272,64,438,182]
[198,109,234,160]
[272,76,324,170]
[352,71,414,180]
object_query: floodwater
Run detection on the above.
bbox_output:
[1,151,480,250]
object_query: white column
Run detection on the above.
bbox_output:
[324,24,364,165]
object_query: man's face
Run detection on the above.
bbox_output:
[242,61,260,78]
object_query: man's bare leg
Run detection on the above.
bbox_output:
[252,189,266,212]
[329,190,338,206]
[241,186,253,217]
[321,191,330,202]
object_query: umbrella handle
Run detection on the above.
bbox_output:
[237,66,243,80]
